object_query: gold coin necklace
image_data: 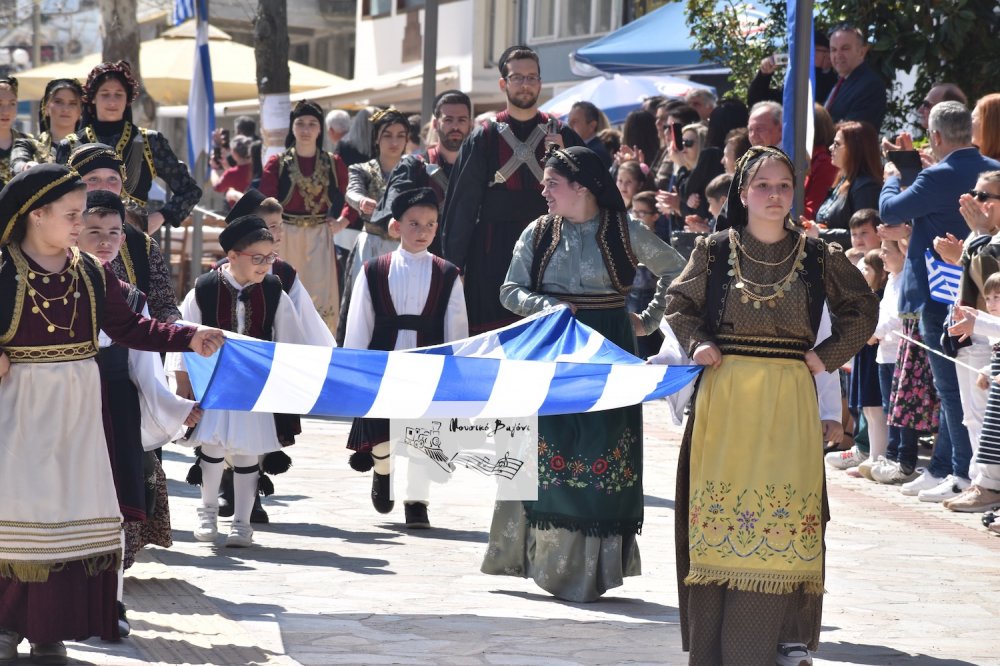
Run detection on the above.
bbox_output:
[727,228,806,309]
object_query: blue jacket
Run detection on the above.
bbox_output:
[826,61,888,130]
[879,147,1000,313]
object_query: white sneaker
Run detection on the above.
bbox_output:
[856,455,880,481]
[193,506,219,542]
[871,459,913,484]
[900,469,944,496]
[776,641,812,666]
[918,475,970,503]
[225,520,253,548]
[824,445,868,470]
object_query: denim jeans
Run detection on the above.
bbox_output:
[877,362,902,461]
[919,306,973,479]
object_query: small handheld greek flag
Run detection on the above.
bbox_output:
[172,0,194,25]
[925,250,962,304]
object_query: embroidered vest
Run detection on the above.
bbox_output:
[276,149,344,216]
[119,224,153,296]
[704,231,826,336]
[529,211,638,295]
[364,253,459,351]
[194,269,282,340]
[215,257,297,295]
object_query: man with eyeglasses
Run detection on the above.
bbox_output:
[825,24,887,130]
[879,101,1000,504]
[441,45,582,335]
[882,83,968,164]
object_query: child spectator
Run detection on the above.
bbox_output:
[871,237,941,488]
[846,208,882,266]
[616,160,648,209]
[172,216,308,548]
[344,188,468,529]
[704,173,732,231]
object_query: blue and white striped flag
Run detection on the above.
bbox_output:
[185,0,215,180]
[172,0,195,26]
[183,307,701,419]
[925,249,962,304]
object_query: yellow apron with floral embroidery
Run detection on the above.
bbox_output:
[686,354,825,596]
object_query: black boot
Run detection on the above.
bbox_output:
[371,472,394,514]
[117,601,131,638]
[404,502,430,529]
[250,492,269,524]
[218,468,235,518]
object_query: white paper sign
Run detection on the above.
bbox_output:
[389,417,538,501]
[260,93,291,164]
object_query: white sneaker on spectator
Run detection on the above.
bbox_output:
[900,469,944,495]
[918,475,970,503]
[824,445,867,470]
[775,642,812,666]
[856,455,881,481]
[871,460,914,484]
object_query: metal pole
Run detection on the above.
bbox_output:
[189,209,204,291]
[31,1,41,68]
[420,0,439,127]
[792,0,813,217]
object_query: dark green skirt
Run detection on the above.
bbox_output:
[525,306,644,537]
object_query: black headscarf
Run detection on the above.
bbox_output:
[285,100,325,150]
[67,142,123,176]
[38,78,84,134]
[725,145,796,229]
[544,146,626,212]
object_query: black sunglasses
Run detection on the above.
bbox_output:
[681,139,696,148]
[969,190,1000,202]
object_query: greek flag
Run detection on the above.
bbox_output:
[925,249,962,304]
[184,307,701,419]
[172,0,195,25]
[185,0,215,179]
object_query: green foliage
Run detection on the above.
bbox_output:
[686,0,788,101]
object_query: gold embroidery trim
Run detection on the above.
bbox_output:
[119,235,138,285]
[0,517,120,529]
[4,342,97,363]
[77,249,102,349]
[282,213,327,228]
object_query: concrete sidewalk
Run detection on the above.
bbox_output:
[32,402,1000,665]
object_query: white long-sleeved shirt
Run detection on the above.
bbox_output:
[279,266,336,347]
[874,272,903,364]
[344,248,468,351]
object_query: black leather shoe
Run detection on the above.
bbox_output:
[218,468,235,518]
[250,493,269,524]
[404,502,430,529]
[371,472,394,514]
[117,601,131,638]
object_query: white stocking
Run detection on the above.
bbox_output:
[371,441,391,475]
[231,453,260,525]
[198,444,227,508]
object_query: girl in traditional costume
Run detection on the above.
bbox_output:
[0,77,30,190]
[337,108,409,343]
[56,61,201,234]
[665,146,877,665]
[259,100,349,334]
[11,78,84,172]
[481,146,686,602]
[0,164,222,661]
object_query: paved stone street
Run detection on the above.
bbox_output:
[26,402,1000,665]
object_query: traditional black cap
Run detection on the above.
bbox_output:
[390,187,438,221]
[68,142,123,176]
[0,164,83,245]
[225,188,268,224]
[219,214,268,253]
[86,189,125,222]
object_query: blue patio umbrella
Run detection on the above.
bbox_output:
[539,74,715,125]
[572,1,767,75]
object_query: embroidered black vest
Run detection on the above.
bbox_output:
[365,253,459,351]
[529,210,638,295]
[215,257,297,295]
[704,230,826,336]
[119,224,152,297]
